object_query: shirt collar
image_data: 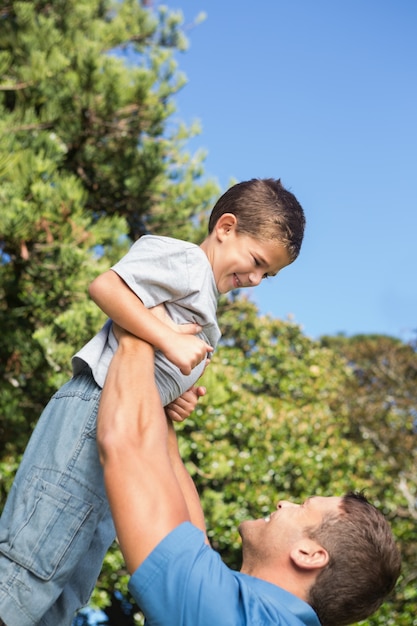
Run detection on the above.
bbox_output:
[237,572,322,626]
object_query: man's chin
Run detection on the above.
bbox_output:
[238,518,264,536]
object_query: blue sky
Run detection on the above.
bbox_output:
[165,0,417,341]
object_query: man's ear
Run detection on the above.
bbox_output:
[214,213,237,241]
[290,539,329,571]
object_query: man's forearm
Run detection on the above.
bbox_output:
[97,332,190,574]
[167,421,208,542]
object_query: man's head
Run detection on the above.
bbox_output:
[307,491,401,626]
[208,178,305,263]
[239,492,401,626]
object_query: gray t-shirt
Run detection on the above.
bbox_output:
[72,235,221,406]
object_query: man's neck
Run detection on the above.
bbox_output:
[240,563,311,603]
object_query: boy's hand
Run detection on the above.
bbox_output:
[112,323,209,420]
[165,384,207,423]
[150,304,213,375]
[163,332,212,376]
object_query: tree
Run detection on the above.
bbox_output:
[0,0,218,483]
[319,333,417,624]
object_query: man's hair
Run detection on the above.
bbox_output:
[208,178,305,262]
[307,491,401,626]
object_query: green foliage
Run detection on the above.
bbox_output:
[319,333,417,625]
[0,0,218,470]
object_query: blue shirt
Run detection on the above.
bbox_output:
[128,523,321,626]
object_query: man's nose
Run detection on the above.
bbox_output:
[277,500,298,510]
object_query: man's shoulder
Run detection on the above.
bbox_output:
[135,522,207,566]
[128,522,211,595]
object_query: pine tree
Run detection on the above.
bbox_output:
[0,0,218,470]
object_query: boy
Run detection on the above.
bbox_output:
[0,178,305,626]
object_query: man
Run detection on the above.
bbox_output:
[97,328,401,626]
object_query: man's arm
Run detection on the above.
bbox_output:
[89,270,212,375]
[164,383,209,538]
[97,331,206,573]
[166,419,208,540]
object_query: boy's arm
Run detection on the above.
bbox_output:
[97,330,207,574]
[89,270,212,375]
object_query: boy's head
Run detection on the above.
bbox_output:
[208,178,305,263]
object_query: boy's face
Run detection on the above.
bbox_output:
[212,227,292,295]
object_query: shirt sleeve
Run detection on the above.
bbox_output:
[111,236,195,308]
[128,523,243,626]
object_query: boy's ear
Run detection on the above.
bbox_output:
[290,539,329,571]
[214,213,237,240]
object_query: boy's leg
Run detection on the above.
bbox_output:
[37,510,115,626]
[0,370,115,626]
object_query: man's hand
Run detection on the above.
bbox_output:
[165,384,207,422]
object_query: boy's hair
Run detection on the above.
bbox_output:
[307,491,401,626]
[208,178,305,262]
